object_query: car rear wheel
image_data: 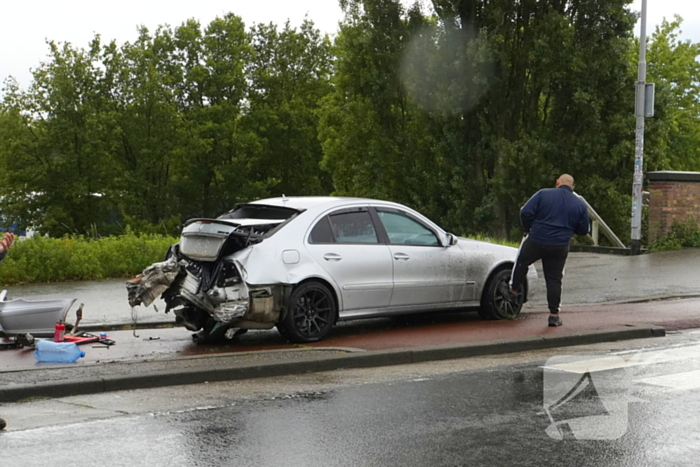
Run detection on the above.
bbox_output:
[278,281,336,343]
[480,269,524,320]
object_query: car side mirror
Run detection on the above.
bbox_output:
[445,233,458,247]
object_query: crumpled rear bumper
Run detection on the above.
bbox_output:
[128,256,287,328]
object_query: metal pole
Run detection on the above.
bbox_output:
[630,0,648,255]
[592,220,599,246]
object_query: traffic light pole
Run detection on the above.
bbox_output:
[630,0,648,255]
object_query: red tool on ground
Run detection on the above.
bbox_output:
[63,332,115,346]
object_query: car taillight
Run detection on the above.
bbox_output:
[218,262,241,287]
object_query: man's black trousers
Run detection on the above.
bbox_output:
[510,237,569,315]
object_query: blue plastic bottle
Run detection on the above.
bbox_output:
[34,340,85,363]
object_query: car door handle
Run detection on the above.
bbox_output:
[323,253,342,261]
[393,253,410,260]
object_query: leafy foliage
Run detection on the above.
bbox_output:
[0,233,176,285]
[650,218,700,252]
[644,16,700,172]
[321,0,639,241]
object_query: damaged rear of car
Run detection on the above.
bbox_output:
[128,203,300,343]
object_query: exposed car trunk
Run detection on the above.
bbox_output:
[179,218,281,262]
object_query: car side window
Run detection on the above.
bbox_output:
[377,211,440,246]
[328,211,379,244]
[309,216,335,244]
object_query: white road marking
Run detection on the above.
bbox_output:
[637,369,700,391]
[542,344,700,374]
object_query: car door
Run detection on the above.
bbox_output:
[373,207,467,307]
[305,207,394,312]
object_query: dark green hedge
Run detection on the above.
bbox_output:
[0,233,176,285]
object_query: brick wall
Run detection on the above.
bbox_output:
[648,171,700,242]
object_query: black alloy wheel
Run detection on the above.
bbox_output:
[279,281,336,343]
[480,269,524,320]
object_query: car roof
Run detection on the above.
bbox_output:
[248,196,386,211]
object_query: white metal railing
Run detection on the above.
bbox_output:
[575,194,625,248]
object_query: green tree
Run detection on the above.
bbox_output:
[0,39,120,236]
[644,16,700,172]
[323,0,637,241]
[82,29,184,234]
[247,20,334,196]
[319,1,445,218]
[431,0,637,239]
[164,15,261,219]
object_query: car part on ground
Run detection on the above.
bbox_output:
[0,292,76,338]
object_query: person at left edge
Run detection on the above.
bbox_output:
[0,231,14,430]
[0,232,15,263]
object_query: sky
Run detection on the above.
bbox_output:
[0,0,699,91]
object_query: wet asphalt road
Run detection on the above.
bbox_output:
[4,249,700,329]
[2,333,699,466]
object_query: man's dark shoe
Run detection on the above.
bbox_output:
[501,284,519,306]
[548,315,563,327]
[504,292,519,306]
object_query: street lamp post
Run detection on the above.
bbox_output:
[630,0,651,255]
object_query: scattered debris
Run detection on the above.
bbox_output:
[126,257,183,308]
[17,333,35,347]
[64,332,115,346]
[130,307,139,338]
[0,340,22,350]
[0,333,35,350]
[67,303,84,336]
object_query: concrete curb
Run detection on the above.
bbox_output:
[0,325,665,403]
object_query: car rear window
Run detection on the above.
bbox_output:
[218,205,298,221]
[309,217,334,243]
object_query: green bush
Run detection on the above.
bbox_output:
[0,233,177,285]
[468,234,520,249]
[651,218,700,252]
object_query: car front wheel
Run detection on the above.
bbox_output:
[480,269,524,320]
[278,281,336,343]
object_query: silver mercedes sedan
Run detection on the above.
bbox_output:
[129,197,537,343]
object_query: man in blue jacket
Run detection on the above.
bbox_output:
[508,175,589,326]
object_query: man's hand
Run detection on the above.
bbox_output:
[0,232,15,254]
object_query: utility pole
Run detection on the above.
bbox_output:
[631,0,653,255]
